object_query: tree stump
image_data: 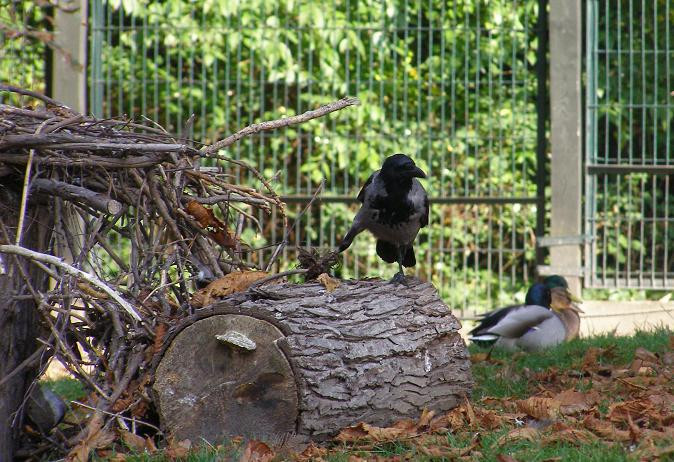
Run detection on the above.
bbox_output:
[152,278,472,442]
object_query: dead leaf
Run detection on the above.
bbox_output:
[470,352,490,363]
[119,430,146,452]
[185,200,238,248]
[608,399,663,425]
[67,413,116,462]
[347,456,368,462]
[496,455,519,462]
[417,408,435,429]
[464,397,477,426]
[554,389,598,415]
[497,427,539,445]
[516,397,561,420]
[166,438,191,460]
[296,443,327,462]
[151,322,169,356]
[475,408,506,430]
[239,440,274,462]
[335,422,410,443]
[317,273,339,292]
[541,428,596,446]
[634,347,659,364]
[582,415,631,442]
[191,271,269,307]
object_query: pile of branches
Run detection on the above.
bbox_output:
[0,84,357,457]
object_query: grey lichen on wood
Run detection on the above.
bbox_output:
[152,278,472,442]
[215,331,257,351]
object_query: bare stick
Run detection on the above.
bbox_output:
[0,244,142,322]
[32,178,123,215]
[14,149,34,245]
[202,96,360,155]
[0,84,74,111]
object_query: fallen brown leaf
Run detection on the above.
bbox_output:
[296,442,327,462]
[165,438,191,460]
[239,440,274,462]
[335,422,411,443]
[470,352,490,363]
[191,271,269,306]
[497,427,539,445]
[185,200,238,248]
[417,408,435,428]
[119,430,146,452]
[317,272,339,292]
[347,456,368,462]
[496,455,519,462]
[67,413,116,462]
[634,347,659,364]
[516,397,561,420]
[554,389,598,415]
[541,428,596,446]
[582,415,631,442]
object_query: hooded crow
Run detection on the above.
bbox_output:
[338,153,429,284]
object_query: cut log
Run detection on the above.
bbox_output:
[152,278,472,442]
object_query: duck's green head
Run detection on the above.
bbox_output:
[543,275,569,290]
[541,275,584,313]
[524,282,552,307]
[543,275,583,304]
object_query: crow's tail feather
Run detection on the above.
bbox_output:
[402,245,416,267]
[376,240,397,263]
[338,226,361,252]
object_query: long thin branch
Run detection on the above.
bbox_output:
[202,96,360,155]
[32,178,123,215]
[0,244,142,321]
[0,84,74,112]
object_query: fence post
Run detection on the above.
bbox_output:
[52,0,87,113]
[548,0,583,296]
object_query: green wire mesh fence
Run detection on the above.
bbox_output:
[585,0,674,289]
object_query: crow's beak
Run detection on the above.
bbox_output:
[412,166,427,179]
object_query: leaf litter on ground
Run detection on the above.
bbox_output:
[55,329,673,461]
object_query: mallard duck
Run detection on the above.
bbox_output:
[468,276,583,352]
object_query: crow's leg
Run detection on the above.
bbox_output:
[389,245,408,285]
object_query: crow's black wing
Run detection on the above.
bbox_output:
[420,195,430,228]
[356,173,375,203]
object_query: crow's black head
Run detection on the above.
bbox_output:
[380,154,426,181]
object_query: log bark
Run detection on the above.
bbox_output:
[152,278,472,442]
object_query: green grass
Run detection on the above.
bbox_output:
[42,377,88,402]
[44,328,673,461]
[470,327,673,400]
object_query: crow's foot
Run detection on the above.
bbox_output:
[389,272,409,286]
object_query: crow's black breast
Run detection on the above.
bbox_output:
[370,195,416,227]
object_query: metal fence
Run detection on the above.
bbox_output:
[585,0,674,289]
[88,0,547,314]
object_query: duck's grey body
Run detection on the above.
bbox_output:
[470,302,580,352]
